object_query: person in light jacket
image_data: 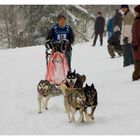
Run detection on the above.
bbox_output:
[120,5,134,67]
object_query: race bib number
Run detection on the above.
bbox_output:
[57,34,66,40]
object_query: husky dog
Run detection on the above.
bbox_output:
[65,70,86,88]
[84,83,98,120]
[62,70,86,110]
[37,80,62,113]
[60,84,90,123]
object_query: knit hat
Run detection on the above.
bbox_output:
[121,5,129,9]
[57,13,66,20]
[134,5,140,14]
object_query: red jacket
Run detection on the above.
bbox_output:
[132,16,140,60]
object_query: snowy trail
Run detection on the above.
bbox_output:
[0,39,140,135]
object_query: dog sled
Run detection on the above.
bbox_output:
[45,39,69,87]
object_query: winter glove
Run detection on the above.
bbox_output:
[45,41,49,48]
[45,39,52,49]
[61,39,70,52]
[51,47,55,54]
[123,37,128,44]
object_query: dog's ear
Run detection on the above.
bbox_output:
[86,83,88,88]
[67,70,70,75]
[84,84,88,92]
[45,80,50,85]
[83,84,87,92]
[73,69,76,74]
[91,83,95,89]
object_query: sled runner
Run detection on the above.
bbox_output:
[45,39,69,86]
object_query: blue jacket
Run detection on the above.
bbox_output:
[47,24,74,44]
[107,18,114,33]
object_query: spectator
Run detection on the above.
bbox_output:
[107,17,114,40]
[107,26,123,58]
[113,9,123,31]
[132,5,140,81]
[120,5,134,67]
[92,11,105,46]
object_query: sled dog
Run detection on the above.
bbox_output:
[84,83,98,120]
[65,70,86,88]
[37,80,62,113]
[60,84,90,123]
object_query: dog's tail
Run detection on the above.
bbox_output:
[82,75,86,83]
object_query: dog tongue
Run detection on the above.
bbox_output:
[69,82,74,87]
[39,89,45,95]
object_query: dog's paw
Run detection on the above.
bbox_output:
[90,114,95,120]
[72,118,76,123]
[81,119,85,123]
[91,117,95,120]
[84,113,92,122]
[77,117,84,123]
[77,119,85,123]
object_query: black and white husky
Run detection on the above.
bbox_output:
[83,83,98,120]
[65,70,86,88]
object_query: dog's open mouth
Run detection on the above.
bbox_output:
[69,81,74,87]
[43,94,47,97]
[67,79,77,87]
[39,88,48,96]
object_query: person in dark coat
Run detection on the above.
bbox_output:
[113,9,123,31]
[131,5,140,81]
[92,11,105,46]
[46,13,75,70]
[107,26,123,58]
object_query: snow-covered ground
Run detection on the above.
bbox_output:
[0,38,140,135]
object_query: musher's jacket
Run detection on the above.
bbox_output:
[46,24,74,52]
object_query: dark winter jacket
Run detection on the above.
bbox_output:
[132,16,140,60]
[94,16,105,34]
[46,24,74,52]
[108,31,121,46]
[107,17,114,33]
[113,11,123,31]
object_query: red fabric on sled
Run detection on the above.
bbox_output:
[45,52,69,85]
